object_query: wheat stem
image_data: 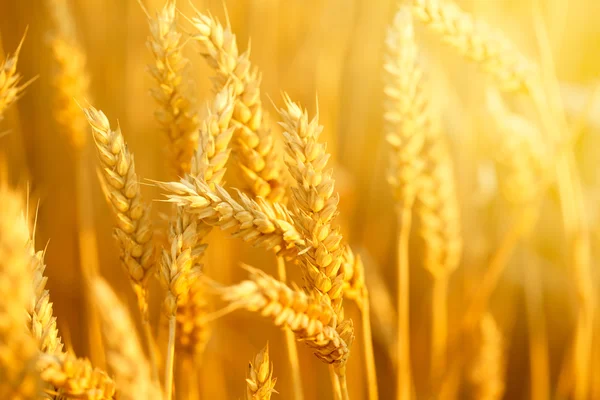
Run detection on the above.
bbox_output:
[142,321,159,384]
[329,365,342,400]
[276,256,304,400]
[396,202,413,400]
[165,316,176,400]
[523,249,550,400]
[360,294,379,400]
[430,276,448,384]
[338,369,350,400]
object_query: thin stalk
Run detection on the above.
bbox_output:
[396,200,413,400]
[523,248,550,400]
[430,276,448,385]
[74,150,105,368]
[338,369,350,400]
[276,256,304,400]
[329,365,343,400]
[359,294,379,400]
[144,320,159,384]
[165,316,176,400]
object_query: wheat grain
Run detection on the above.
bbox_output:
[189,11,286,202]
[246,343,277,400]
[84,106,155,318]
[214,266,354,366]
[0,32,30,121]
[175,280,211,356]
[145,0,200,176]
[157,178,305,257]
[411,0,535,92]
[92,278,160,400]
[38,352,116,399]
[467,313,505,400]
[0,184,40,399]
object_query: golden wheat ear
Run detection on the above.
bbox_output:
[0,29,34,121]
[246,343,278,400]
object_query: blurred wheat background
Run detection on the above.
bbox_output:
[1,0,600,399]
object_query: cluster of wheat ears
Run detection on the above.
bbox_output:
[0,0,596,399]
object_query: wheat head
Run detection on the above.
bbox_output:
[0,184,39,399]
[214,266,354,366]
[157,178,305,257]
[47,0,91,149]
[92,278,160,400]
[246,343,277,400]
[175,280,211,356]
[0,33,30,121]
[38,352,116,399]
[146,0,200,176]
[384,6,428,204]
[467,313,505,400]
[84,106,155,318]
[411,0,535,92]
[277,95,348,315]
[190,11,286,202]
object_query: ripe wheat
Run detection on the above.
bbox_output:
[0,33,31,121]
[190,11,286,202]
[84,106,155,318]
[467,313,505,400]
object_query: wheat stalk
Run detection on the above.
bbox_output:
[38,352,116,399]
[212,266,353,366]
[92,278,161,400]
[0,184,40,399]
[189,11,286,202]
[0,32,32,121]
[246,343,277,400]
[411,0,535,92]
[145,0,200,176]
[83,106,155,319]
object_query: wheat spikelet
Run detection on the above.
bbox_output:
[467,313,505,400]
[276,95,347,313]
[84,106,155,318]
[486,90,547,206]
[0,33,30,121]
[411,0,535,92]
[384,7,428,204]
[145,0,200,176]
[157,178,305,257]
[24,233,64,356]
[246,343,277,400]
[38,352,116,399]
[92,278,160,400]
[0,184,39,399]
[214,266,354,366]
[190,11,286,202]
[47,0,91,149]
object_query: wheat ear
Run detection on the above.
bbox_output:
[24,226,64,356]
[0,32,32,121]
[466,313,505,400]
[246,343,277,400]
[92,278,160,400]
[145,0,200,176]
[38,352,116,399]
[213,266,354,366]
[411,0,535,92]
[160,86,235,400]
[190,11,286,202]
[0,184,40,399]
[157,178,305,257]
[84,106,155,318]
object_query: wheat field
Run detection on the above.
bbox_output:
[1,0,600,399]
